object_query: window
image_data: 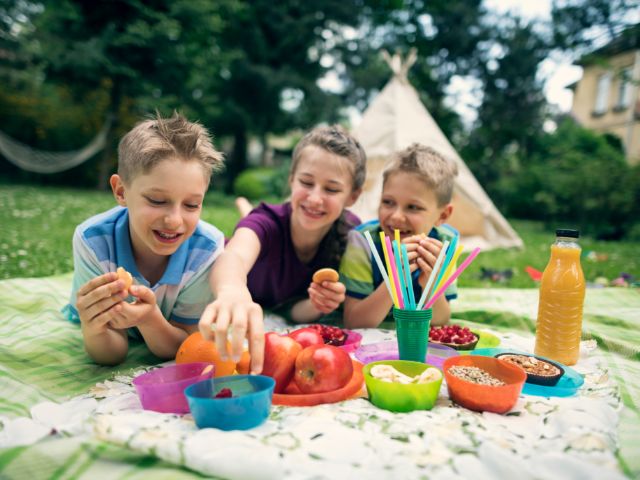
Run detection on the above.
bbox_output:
[615,67,633,110]
[594,72,612,115]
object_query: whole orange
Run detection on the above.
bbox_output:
[175,332,250,377]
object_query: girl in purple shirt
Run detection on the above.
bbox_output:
[199,125,367,373]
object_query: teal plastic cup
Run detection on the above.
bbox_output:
[394,307,432,362]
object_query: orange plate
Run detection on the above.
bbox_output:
[273,360,365,407]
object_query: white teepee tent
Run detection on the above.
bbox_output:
[350,50,523,250]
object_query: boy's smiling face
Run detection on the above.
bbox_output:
[378,171,452,240]
[111,158,208,268]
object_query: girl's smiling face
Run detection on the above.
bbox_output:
[378,171,451,240]
[289,145,360,235]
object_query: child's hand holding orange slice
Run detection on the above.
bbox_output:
[116,267,133,291]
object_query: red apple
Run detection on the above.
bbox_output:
[293,344,353,394]
[288,328,325,349]
[261,332,303,393]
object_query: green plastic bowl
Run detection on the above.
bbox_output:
[363,360,443,413]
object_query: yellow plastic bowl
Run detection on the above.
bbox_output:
[363,360,443,412]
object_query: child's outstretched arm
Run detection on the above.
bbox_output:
[199,228,265,375]
[76,272,129,365]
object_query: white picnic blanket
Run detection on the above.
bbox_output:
[4,324,626,480]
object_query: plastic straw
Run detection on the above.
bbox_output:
[363,230,393,300]
[415,239,449,310]
[392,240,409,309]
[424,247,481,309]
[431,244,463,298]
[431,234,458,298]
[385,235,405,309]
[401,243,416,309]
[379,232,400,308]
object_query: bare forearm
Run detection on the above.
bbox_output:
[430,295,451,326]
[82,327,128,366]
[137,307,190,359]
[343,284,394,329]
[210,250,252,300]
[290,298,322,323]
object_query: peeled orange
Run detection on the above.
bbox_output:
[175,332,250,377]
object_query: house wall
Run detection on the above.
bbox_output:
[571,50,640,164]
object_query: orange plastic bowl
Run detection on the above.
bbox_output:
[443,355,526,414]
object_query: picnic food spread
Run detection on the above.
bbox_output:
[496,353,564,386]
[428,324,479,350]
[312,267,339,283]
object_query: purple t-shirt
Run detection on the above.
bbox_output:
[236,202,360,309]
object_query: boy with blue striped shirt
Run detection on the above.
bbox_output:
[63,112,224,365]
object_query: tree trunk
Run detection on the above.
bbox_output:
[225,127,248,193]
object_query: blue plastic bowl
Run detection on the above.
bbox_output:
[185,375,275,430]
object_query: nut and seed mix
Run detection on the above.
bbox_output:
[448,366,505,386]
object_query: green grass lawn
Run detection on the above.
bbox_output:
[1,184,638,287]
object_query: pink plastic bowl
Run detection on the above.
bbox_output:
[340,330,363,353]
[132,362,215,414]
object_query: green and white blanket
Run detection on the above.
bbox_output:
[0,274,638,479]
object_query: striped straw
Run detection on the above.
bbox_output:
[424,247,481,309]
[400,243,416,309]
[379,231,400,308]
[385,235,405,309]
[392,240,409,309]
[416,240,449,310]
[430,244,463,300]
[431,234,458,298]
[363,230,394,300]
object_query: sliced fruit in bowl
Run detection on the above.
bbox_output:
[429,324,479,351]
[307,324,349,346]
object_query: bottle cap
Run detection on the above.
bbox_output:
[556,229,579,238]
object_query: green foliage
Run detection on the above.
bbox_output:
[497,120,638,239]
[232,165,289,200]
[0,183,241,280]
[1,185,637,287]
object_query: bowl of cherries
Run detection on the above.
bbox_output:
[428,324,479,351]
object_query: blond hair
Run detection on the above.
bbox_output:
[383,144,458,206]
[291,124,367,192]
[117,111,224,185]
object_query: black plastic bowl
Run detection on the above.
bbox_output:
[495,353,564,386]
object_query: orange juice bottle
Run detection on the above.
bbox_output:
[534,229,585,366]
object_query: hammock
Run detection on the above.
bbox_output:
[0,118,111,174]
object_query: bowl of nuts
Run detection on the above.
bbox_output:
[495,353,564,386]
[363,360,443,413]
[443,355,526,414]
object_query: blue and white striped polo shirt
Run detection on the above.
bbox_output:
[63,206,224,326]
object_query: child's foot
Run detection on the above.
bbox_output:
[235,197,253,218]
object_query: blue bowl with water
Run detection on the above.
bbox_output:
[185,375,275,430]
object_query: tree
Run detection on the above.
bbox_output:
[551,0,638,52]
[208,1,366,189]
[23,0,232,188]
[462,16,551,194]
[334,0,486,142]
